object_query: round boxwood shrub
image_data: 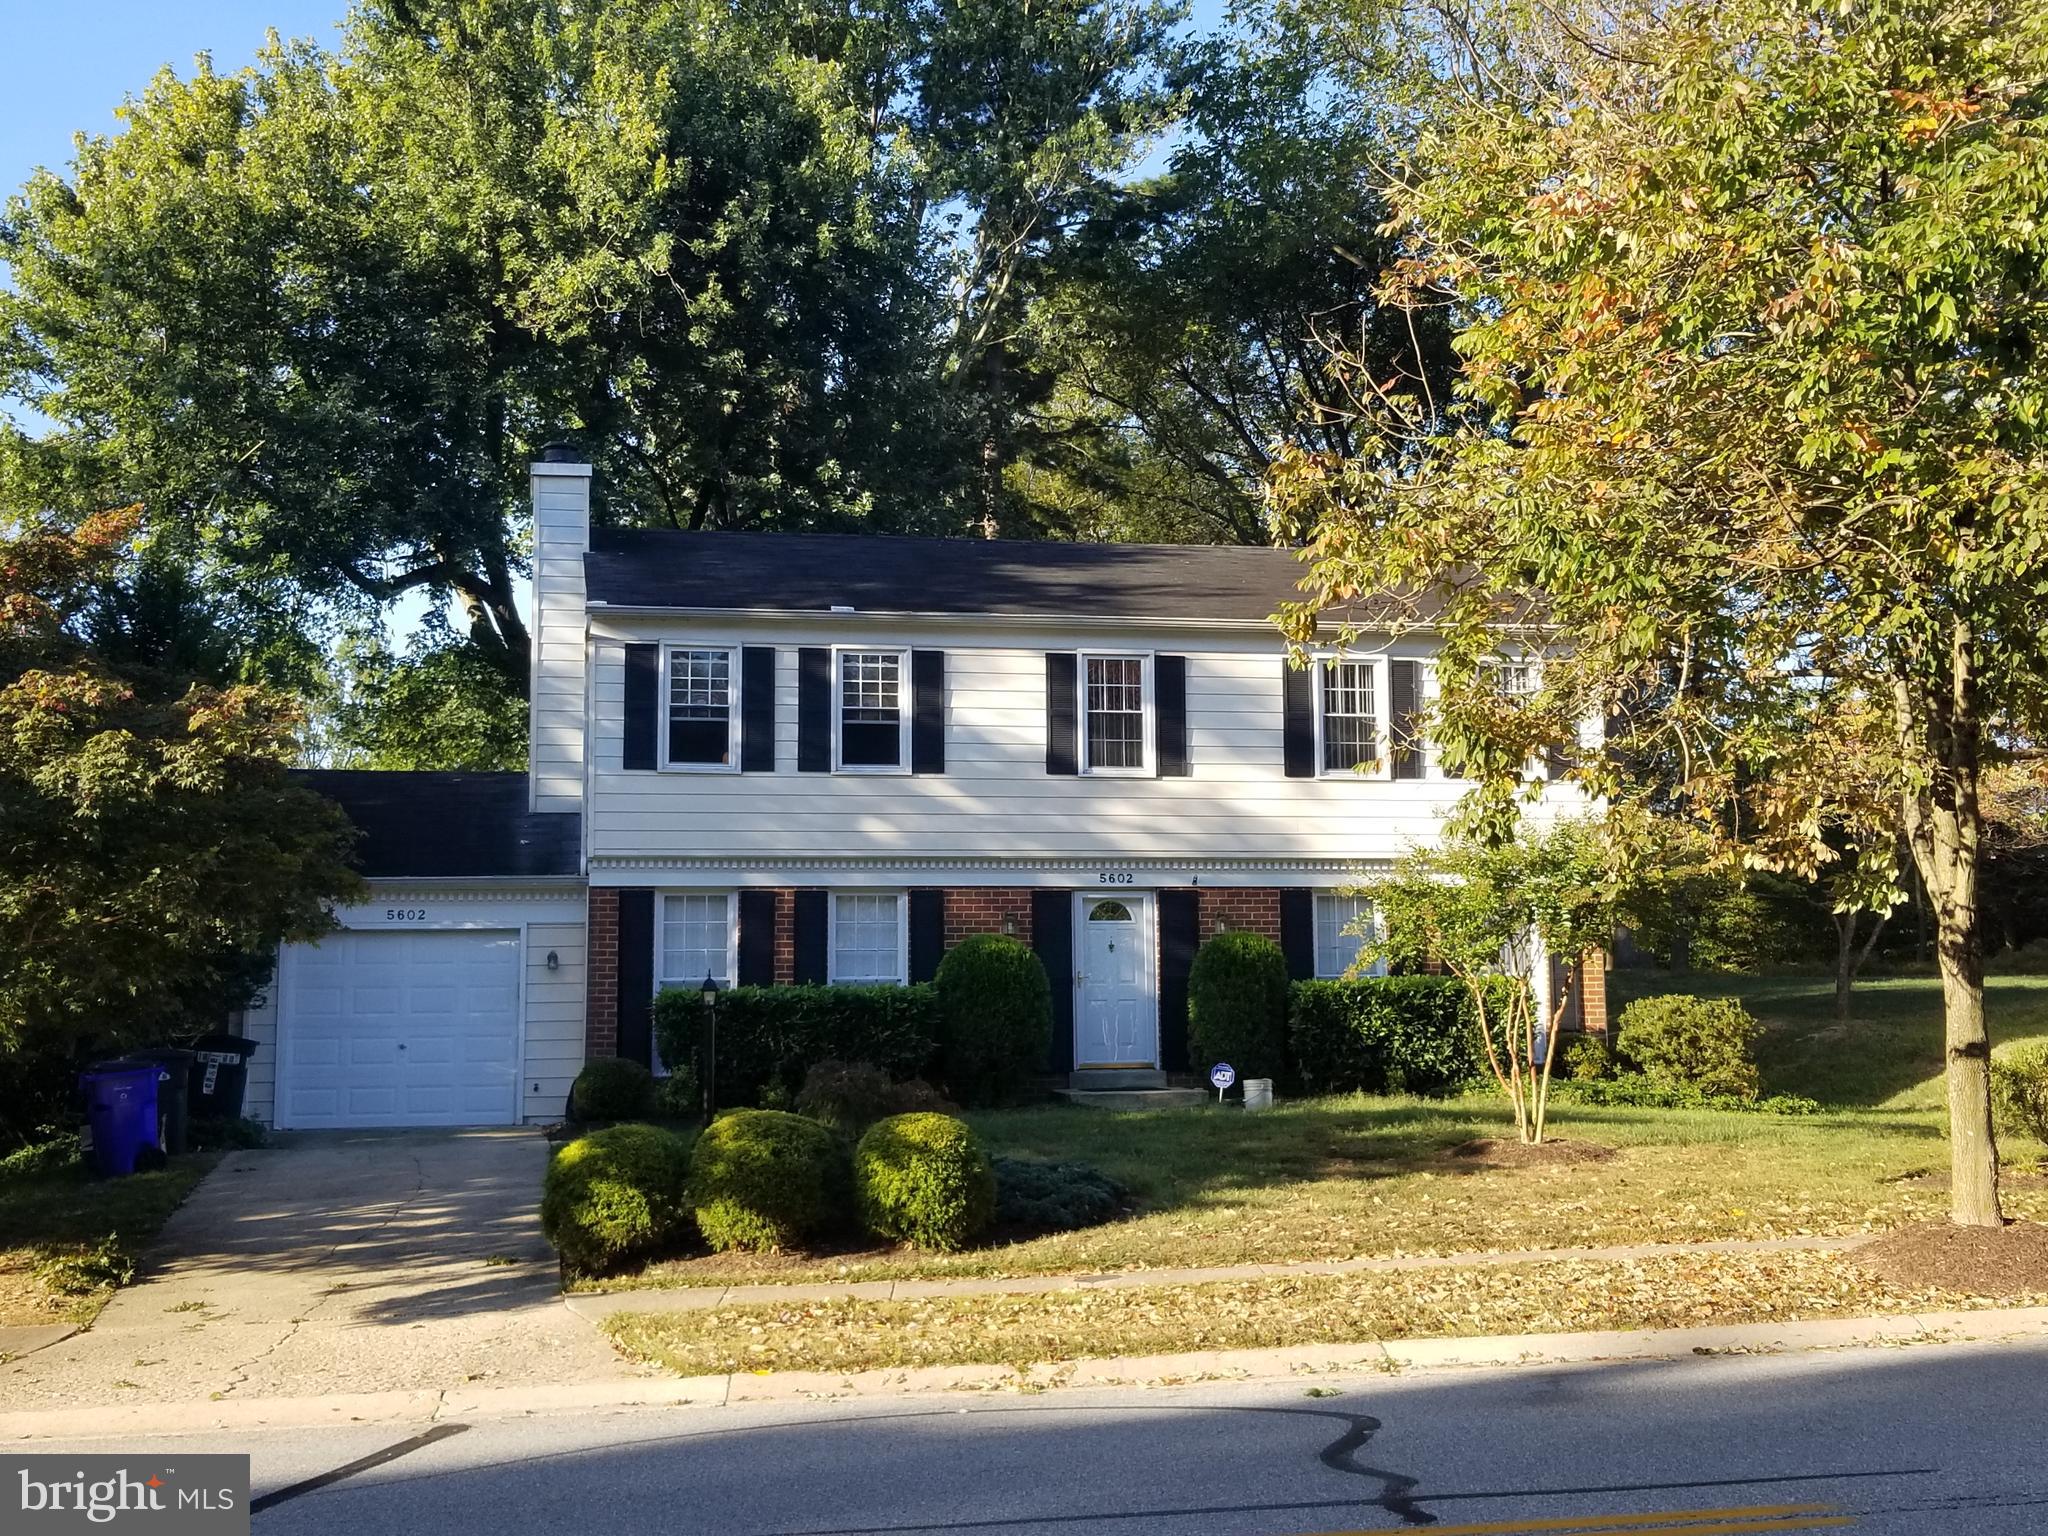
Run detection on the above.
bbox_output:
[689,1109,849,1253]
[853,1113,996,1251]
[570,1057,656,1122]
[1615,994,1763,1101]
[541,1122,693,1275]
[1187,931,1289,1082]
[932,935,1053,1106]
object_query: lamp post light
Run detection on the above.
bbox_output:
[700,973,720,1127]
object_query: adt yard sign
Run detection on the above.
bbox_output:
[1208,1062,1236,1103]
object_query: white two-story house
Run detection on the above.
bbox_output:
[237,448,1598,1128]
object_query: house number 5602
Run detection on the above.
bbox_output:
[1096,872,1134,885]
[384,908,429,922]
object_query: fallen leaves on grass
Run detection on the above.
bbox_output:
[605,1249,2038,1378]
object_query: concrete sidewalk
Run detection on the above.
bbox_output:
[567,1233,1880,1318]
[0,1130,643,1411]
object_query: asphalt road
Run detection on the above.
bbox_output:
[27,1337,2048,1534]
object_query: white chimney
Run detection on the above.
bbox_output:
[529,445,592,814]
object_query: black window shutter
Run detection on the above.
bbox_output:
[1279,889,1315,981]
[1282,660,1315,778]
[908,890,945,983]
[1045,653,1078,775]
[911,650,946,774]
[1156,655,1189,777]
[792,890,829,983]
[1031,891,1074,1074]
[617,890,655,1066]
[624,644,660,771]
[737,890,777,986]
[797,647,831,773]
[741,647,776,772]
[1390,660,1425,779]
[1157,889,1199,1072]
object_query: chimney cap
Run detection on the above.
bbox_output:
[539,440,586,464]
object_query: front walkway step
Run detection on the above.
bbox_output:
[1067,1069,1167,1090]
[1054,1086,1208,1111]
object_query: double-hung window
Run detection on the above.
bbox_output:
[836,649,909,771]
[1313,893,1383,979]
[829,893,906,984]
[659,893,735,990]
[1319,659,1379,775]
[665,646,738,769]
[1081,654,1150,774]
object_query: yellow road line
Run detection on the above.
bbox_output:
[1311,1504,1852,1536]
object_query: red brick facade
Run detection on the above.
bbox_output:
[944,887,1035,949]
[1197,887,1281,943]
[772,888,796,985]
[1577,950,1610,1035]
[586,887,619,1058]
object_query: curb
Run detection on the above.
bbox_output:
[565,1234,1881,1318]
[0,1325,79,1361]
[6,1303,2047,1441]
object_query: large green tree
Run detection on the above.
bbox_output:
[1270,0,2048,1224]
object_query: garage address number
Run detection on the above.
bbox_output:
[384,907,431,922]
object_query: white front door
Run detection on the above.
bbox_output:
[277,930,522,1128]
[1073,893,1156,1068]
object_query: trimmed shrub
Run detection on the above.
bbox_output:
[853,1113,996,1251]
[1561,1033,1614,1083]
[541,1123,694,1275]
[1991,1043,2048,1145]
[654,1067,701,1122]
[570,1058,656,1123]
[932,936,1053,1106]
[992,1157,1127,1232]
[795,1061,957,1134]
[0,1131,83,1179]
[1287,976,1513,1096]
[1188,932,1290,1082]
[1615,994,1763,1100]
[653,984,938,1109]
[689,1109,850,1253]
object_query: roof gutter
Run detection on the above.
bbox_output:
[582,601,1501,635]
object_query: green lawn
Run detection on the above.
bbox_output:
[0,1155,216,1329]
[584,970,2048,1293]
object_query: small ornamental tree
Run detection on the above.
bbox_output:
[1358,817,1639,1144]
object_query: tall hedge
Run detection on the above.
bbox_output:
[653,983,937,1107]
[1187,932,1290,1081]
[932,935,1053,1105]
[1288,976,1520,1096]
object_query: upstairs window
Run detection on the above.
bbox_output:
[830,892,905,983]
[666,646,737,768]
[1314,893,1382,979]
[1319,660,1379,775]
[836,649,909,770]
[1082,654,1149,774]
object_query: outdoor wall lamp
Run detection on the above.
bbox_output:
[546,950,560,971]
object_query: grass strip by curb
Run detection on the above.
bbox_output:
[604,1249,2047,1378]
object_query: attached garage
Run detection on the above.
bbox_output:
[237,772,588,1130]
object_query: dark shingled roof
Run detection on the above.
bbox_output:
[584,528,1334,622]
[293,771,580,880]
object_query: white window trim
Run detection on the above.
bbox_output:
[655,890,740,990]
[1077,650,1155,777]
[1313,893,1387,980]
[831,645,913,776]
[826,890,909,985]
[660,643,742,773]
[1311,654,1392,781]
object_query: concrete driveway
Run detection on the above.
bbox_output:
[0,1129,642,1410]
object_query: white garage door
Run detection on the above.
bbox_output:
[278,930,521,1129]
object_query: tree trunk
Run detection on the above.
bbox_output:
[1833,912,1855,1021]
[1897,634,2002,1228]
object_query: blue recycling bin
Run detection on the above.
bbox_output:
[81,1062,161,1177]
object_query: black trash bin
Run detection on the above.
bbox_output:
[189,1033,259,1122]
[130,1047,196,1154]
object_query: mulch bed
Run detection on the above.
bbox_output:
[1444,1137,1618,1169]
[1885,1168,2048,1190]
[1853,1219,2048,1298]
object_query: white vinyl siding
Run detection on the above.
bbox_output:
[835,648,910,772]
[1314,894,1382,979]
[528,463,591,812]
[830,893,906,983]
[665,646,738,769]
[1081,653,1150,775]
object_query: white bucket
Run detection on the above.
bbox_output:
[1243,1078,1273,1111]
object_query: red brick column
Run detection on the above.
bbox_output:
[772,889,796,985]
[1577,950,1610,1035]
[1196,888,1281,943]
[586,887,620,1057]
[944,888,1035,949]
